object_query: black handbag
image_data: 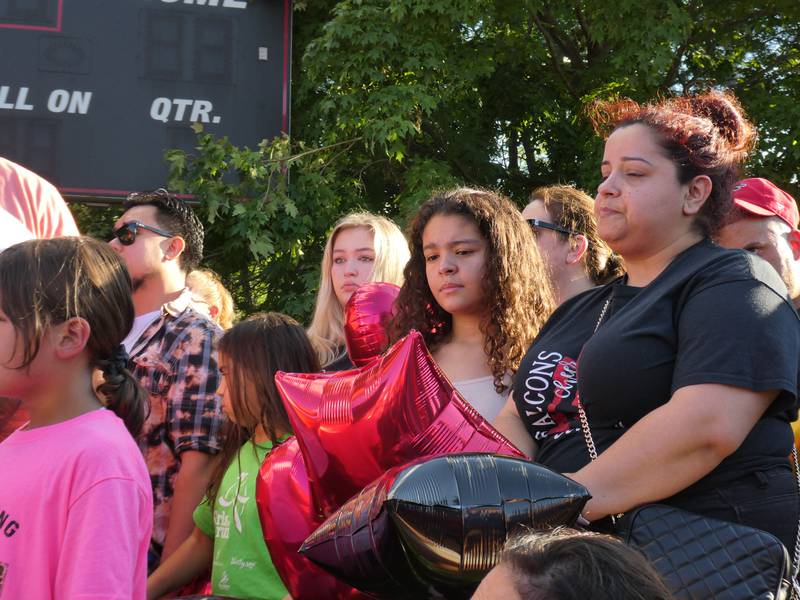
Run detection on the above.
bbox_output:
[614,503,792,599]
[576,298,800,600]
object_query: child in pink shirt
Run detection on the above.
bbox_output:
[0,237,152,599]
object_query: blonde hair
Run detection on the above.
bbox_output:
[307,212,410,366]
[186,268,236,329]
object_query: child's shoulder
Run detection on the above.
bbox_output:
[63,411,149,485]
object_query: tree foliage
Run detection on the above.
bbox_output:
[77,0,800,322]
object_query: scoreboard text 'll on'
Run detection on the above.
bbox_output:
[0,0,291,200]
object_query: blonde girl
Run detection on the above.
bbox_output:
[186,268,236,329]
[307,212,410,369]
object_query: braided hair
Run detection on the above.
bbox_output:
[0,237,149,436]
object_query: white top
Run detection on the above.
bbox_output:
[122,310,161,352]
[0,208,33,252]
[453,375,510,422]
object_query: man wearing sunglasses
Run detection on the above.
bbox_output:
[110,189,224,571]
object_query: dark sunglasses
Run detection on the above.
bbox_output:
[527,218,578,237]
[111,221,174,246]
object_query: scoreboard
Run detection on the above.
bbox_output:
[0,0,290,200]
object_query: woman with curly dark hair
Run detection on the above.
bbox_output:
[391,187,555,422]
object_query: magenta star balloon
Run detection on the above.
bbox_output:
[300,453,591,599]
[343,282,400,367]
[275,330,525,517]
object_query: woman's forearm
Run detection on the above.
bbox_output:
[492,394,538,459]
[570,384,774,521]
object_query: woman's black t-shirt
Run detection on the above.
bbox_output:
[514,239,800,496]
[512,281,636,469]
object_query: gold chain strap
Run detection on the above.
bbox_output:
[576,296,627,524]
[576,297,610,464]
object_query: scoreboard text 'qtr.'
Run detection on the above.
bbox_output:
[0,0,291,200]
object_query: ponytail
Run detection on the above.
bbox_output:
[593,252,626,285]
[0,238,151,438]
[95,345,149,437]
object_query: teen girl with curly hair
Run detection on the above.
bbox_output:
[391,187,555,422]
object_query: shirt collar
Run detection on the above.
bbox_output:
[163,287,194,318]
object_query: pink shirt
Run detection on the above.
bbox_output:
[0,156,79,238]
[0,409,152,599]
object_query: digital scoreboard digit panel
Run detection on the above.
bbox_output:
[0,0,290,199]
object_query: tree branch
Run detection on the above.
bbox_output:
[660,33,693,92]
[508,127,519,173]
[534,8,585,68]
[520,131,537,176]
[573,3,592,49]
[530,14,581,100]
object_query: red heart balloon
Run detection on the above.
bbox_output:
[256,437,368,600]
[300,453,590,599]
[276,331,525,517]
[344,282,400,367]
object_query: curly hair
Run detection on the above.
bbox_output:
[123,188,205,272]
[588,91,756,237]
[391,187,555,393]
[530,185,624,285]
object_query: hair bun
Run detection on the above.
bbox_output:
[685,91,756,156]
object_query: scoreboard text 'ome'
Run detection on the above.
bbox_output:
[0,0,291,200]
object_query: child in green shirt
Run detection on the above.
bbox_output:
[147,313,320,600]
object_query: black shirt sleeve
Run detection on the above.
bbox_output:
[673,278,800,419]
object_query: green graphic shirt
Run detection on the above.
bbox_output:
[194,440,288,600]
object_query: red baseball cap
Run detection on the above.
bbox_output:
[732,178,799,230]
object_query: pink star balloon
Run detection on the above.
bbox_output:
[343,282,400,367]
[275,330,525,517]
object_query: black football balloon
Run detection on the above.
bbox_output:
[300,453,591,599]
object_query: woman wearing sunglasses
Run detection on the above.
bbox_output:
[523,185,623,306]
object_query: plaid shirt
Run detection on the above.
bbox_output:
[129,289,224,554]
